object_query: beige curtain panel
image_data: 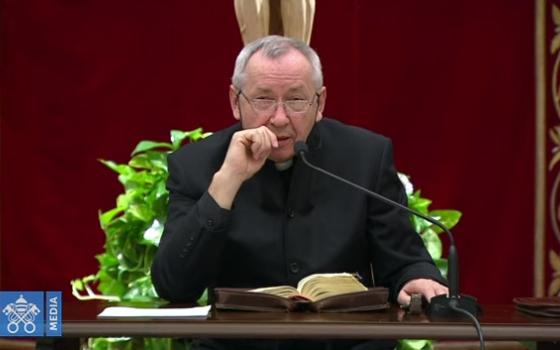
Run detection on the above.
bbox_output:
[234,0,315,44]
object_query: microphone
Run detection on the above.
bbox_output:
[294,141,479,318]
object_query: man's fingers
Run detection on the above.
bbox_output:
[398,279,449,306]
[423,289,436,302]
[424,286,448,301]
[249,131,264,159]
[251,129,269,160]
[397,290,411,306]
[266,128,279,148]
[435,286,449,297]
[249,127,277,160]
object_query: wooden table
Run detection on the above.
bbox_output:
[58,302,560,342]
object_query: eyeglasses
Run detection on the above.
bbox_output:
[237,90,320,116]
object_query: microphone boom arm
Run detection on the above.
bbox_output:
[295,143,479,318]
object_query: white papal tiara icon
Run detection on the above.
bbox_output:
[2,294,41,334]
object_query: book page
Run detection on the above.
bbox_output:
[297,273,367,302]
[251,285,300,299]
[97,305,211,319]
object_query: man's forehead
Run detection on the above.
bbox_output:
[244,50,313,88]
[247,49,311,73]
[250,85,309,93]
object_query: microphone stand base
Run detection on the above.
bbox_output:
[427,294,480,319]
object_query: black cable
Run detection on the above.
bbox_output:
[449,303,485,350]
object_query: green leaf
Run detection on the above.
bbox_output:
[429,210,462,232]
[118,170,155,190]
[197,288,209,306]
[71,278,84,291]
[131,141,173,157]
[97,269,127,297]
[408,192,431,214]
[128,152,168,172]
[143,219,164,246]
[145,338,177,350]
[129,203,152,222]
[128,154,152,170]
[100,160,133,176]
[99,208,124,228]
[122,276,159,301]
[434,258,449,278]
[412,216,432,233]
[118,242,142,270]
[421,229,442,259]
[96,253,118,268]
[116,192,133,209]
[171,130,193,150]
[90,337,134,350]
[170,128,212,150]
[397,339,433,350]
[144,151,168,171]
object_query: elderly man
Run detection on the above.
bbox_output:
[152,35,447,350]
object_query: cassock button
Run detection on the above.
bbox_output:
[287,208,295,219]
[289,262,300,274]
[206,219,214,227]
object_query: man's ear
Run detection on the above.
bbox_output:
[229,85,241,121]
[315,86,327,122]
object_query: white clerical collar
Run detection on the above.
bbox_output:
[274,159,293,171]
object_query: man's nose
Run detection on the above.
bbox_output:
[270,102,290,126]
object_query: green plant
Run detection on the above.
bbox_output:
[71,131,461,350]
[72,128,211,303]
[396,174,462,350]
[399,174,461,278]
[72,128,210,350]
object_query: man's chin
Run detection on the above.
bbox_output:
[268,150,294,163]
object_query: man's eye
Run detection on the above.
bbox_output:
[287,99,308,106]
[253,99,274,105]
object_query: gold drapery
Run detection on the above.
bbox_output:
[234,0,315,44]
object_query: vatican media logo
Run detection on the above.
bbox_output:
[0,291,61,337]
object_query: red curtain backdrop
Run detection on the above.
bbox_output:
[0,1,534,304]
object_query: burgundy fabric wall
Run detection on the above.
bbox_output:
[0,0,534,304]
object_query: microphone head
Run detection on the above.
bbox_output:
[294,141,309,157]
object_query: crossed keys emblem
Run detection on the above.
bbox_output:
[2,294,40,334]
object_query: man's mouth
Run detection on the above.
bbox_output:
[276,136,291,146]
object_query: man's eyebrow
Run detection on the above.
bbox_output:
[252,87,274,94]
[286,87,308,94]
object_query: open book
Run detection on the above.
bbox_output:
[214,273,389,312]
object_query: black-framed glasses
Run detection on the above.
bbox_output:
[237,90,320,116]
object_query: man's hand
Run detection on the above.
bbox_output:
[397,278,448,306]
[222,126,278,181]
[209,126,278,209]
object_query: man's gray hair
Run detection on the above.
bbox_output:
[232,35,323,90]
